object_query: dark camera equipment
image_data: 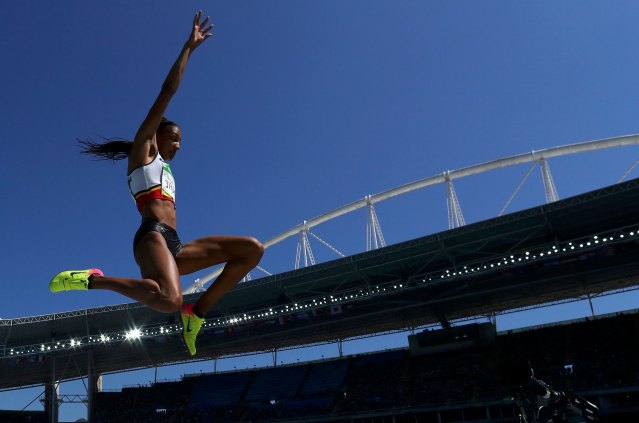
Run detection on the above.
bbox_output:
[511,363,598,423]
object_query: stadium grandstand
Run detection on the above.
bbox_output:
[91,309,639,422]
[4,309,638,422]
[3,175,639,422]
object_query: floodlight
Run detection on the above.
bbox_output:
[125,328,142,340]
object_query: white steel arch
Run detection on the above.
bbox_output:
[184,134,639,294]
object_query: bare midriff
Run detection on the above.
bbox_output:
[139,198,177,229]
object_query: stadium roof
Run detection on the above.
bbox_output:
[3,178,639,389]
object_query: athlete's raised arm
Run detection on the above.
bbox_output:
[129,11,214,167]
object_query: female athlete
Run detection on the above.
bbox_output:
[50,11,264,356]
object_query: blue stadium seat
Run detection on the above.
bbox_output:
[189,372,252,409]
[244,364,308,402]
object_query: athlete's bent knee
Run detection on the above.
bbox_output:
[248,237,265,264]
[168,294,183,312]
[156,294,183,313]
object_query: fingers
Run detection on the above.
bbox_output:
[201,23,215,35]
[190,10,214,44]
[193,10,211,29]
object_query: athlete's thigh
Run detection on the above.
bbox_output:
[175,235,260,275]
[135,231,181,294]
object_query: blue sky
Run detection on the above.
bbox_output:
[3,1,639,420]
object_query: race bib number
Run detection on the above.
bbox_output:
[161,162,176,201]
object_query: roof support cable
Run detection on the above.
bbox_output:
[618,157,639,183]
[498,162,538,216]
[256,265,272,276]
[308,231,345,258]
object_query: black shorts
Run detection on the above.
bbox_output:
[133,221,183,258]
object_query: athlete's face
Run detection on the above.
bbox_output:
[157,125,182,161]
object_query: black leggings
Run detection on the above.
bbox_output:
[133,221,183,258]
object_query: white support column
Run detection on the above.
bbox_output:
[445,172,466,229]
[295,240,302,270]
[303,230,315,267]
[366,196,386,251]
[366,196,375,251]
[540,158,559,203]
[295,223,316,269]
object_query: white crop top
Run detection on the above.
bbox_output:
[127,154,176,211]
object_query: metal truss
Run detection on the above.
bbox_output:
[295,225,315,269]
[184,135,639,293]
[540,158,559,203]
[6,176,638,330]
[295,224,346,269]
[40,394,88,405]
[5,223,638,360]
[366,196,386,251]
[0,303,145,327]
[445,172,466,229]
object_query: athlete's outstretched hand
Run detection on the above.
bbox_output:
[187,10,214,49]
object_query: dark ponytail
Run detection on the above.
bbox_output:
[78,117,178,161]
[79,138,133,161]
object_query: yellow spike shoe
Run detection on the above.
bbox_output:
[49,269,104,292]
[181,304,205,356]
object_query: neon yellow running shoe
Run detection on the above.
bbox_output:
[181,304,205,356]
[49,269,104,293]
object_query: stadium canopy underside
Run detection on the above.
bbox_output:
[3,178,639,390]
